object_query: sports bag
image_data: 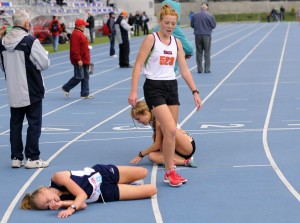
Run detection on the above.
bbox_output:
[51,21,59,32]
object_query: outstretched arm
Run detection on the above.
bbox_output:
[129,122,163,164]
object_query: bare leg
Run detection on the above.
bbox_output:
[117,166,157,200]
[174,130,194,156]
[148,152,188,166]
[152,105,177,171]
[117,166,148,184]
[174,154,186,166]
[168,105,179,124]
[148,151,164,164]
[118,184,157,200]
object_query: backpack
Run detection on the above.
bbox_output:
[102,21,111,35]
[51,21,58,32]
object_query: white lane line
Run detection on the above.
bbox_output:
[151,164,163,223]
[262,23,300,202]
[196,121,253,124]
[220,109,247,111]
[225,98,249,101]
[288,124,300,126]
[233,164,271,168]
[72,112,97,115]
[282,120,300,122]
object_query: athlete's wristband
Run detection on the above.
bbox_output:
[192,90,199,95]
[139,151,144,158]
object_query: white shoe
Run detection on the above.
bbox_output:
[12,158,23,168]
[62,88,69,98]
[25,158,49,169]
[81,95,95,99]
[110,54,117,58]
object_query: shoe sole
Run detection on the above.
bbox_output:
[165,177,187,184]
[164,179,183,187]
[25,165,49,169]
[181,179,188,183]
[12,165,23,168]
[80,96,94,99]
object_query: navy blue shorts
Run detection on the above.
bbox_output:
[143,78,180,110]
[92,164,120,202]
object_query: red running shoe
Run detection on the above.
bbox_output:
[164,169,183,187]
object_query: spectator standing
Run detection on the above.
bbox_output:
[115,11,133,68]
[279,6,285,21]
[86,12,95,43]
[133,11,140,36]
[138,12,143,32]
[49,15,61,52]
[0,10,50,168]
[142,11,149,35]
[107,11,117,57]
[62,18,94,99]
[128,13,135,26]
[191,2,216,73]
[271,8,278,22]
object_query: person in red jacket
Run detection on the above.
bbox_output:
[49,15,61,52]
[62,18,94,99]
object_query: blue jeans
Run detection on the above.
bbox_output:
[52,35,59,51]
[108,33,115,56]
[62,65,90,97]
[10,100,42,160]
[89,27,94,43]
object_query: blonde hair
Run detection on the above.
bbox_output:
[159,4,178,22]
[131,101,149,118]
[20,187,45,210]
[131,101,156,141]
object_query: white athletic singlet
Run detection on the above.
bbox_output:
[142,32,178,80]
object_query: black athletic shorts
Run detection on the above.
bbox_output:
[175,139,196,160]
[143,78,180,110]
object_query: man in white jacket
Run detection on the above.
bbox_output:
[115,11,133,68]
[0,10,50,168]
